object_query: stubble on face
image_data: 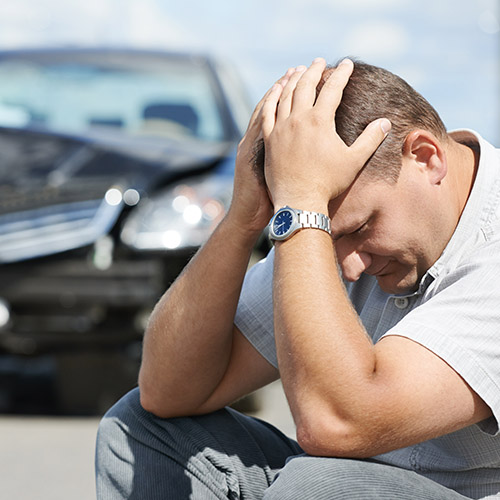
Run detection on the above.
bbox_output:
[330,174,440,296]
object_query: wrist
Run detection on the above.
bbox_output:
[272,199,329,216]
[269,206,331,242]
[223,208,268,247]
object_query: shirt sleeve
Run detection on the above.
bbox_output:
[381,238,500,435]
[234,248,278,368]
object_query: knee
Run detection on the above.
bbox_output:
[96,388,145,499]
[264,455,326,499]
[264,456,386,500]
[96,388,143,463]
[265,456,444,500]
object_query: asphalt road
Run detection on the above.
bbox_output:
[0,414,99,500]
[0,381,295,500]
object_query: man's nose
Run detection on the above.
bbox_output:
[337,247,372,282]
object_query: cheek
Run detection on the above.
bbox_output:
[363,222,409,257]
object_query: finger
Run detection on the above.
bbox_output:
[289,57,327,112]
[315,58,354,121]
[247,68,295,130]
[261,83,285,138]
[276,65,307,119]
[349,118,392,165]
[277,67,295,87]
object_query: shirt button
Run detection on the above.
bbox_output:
[394,297,409,309]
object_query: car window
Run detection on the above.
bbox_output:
[0,54,226,142]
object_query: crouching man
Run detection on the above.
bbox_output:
[96,58,500,499]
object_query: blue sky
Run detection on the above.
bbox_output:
[0,0,498,142]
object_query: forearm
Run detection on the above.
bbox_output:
[139,213,260,416]
[274,230,378,450]
[262,59,489,458]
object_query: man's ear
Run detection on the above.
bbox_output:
[403,130,447,185]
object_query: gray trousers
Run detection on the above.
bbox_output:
[95,388,469,499]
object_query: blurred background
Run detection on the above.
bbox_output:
[0,0,498,139]
[0,1,498,499]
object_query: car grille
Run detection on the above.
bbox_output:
[0,251,179,354]
[0,198,123,263]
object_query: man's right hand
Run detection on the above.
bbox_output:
[137,73,294,418]
[227,70,293,238]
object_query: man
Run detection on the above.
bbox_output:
[96,58,500,499]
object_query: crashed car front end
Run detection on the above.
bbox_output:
[0,48,251,413]
[0,126,236,353]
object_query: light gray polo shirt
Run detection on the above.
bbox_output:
[235,130,500,499]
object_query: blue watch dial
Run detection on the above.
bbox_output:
[273,209,293,236]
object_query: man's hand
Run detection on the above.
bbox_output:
[227,69,292,236]
[261,58,391,213]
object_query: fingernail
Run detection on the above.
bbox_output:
[313,57,325,64]
[295,65,307,72]
[339,58,352,66]
[380,118,391,135]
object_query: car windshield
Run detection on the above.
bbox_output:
[0,52,227,142]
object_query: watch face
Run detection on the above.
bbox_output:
[273,209,294,237]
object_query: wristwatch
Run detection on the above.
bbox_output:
[268,206,331,242]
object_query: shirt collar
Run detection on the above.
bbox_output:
[425,129,500,283]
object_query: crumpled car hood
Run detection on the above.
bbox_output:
[0,127,234,263]
[0,127,232,214]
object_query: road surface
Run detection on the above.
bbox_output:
[0,381,295,499]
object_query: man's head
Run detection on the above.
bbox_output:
[319,61,476,294]
[253,60,448,184]
[321,60,448,183]
[255,60,477,294]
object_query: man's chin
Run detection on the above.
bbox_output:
[376,273,418,295]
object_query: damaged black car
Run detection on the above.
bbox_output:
[0,48,255,413]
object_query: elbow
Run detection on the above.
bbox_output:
[138,385,188,419]
[295,414,376,458]
[138,370,178,419]
[139,390,164,418]
[138,380,168,418]
[138,370,211,419]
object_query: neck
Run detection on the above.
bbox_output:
[446,136,479,217]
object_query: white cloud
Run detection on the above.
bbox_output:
[478,9,500,34]
[0,0,198,49]
[478,0,499,12]
[391,64,428,91]
[342,20,410,59]
[332,0,410,10]
[0,4,53,46]
[122,0,198,49]
[280,0,411,11]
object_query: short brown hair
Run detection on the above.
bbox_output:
[252,59,448,183]
[325,59,448,182]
